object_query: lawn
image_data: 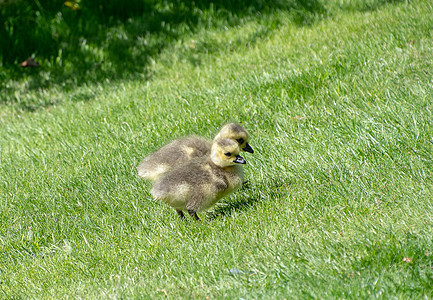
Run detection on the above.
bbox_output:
[1,0,433,298]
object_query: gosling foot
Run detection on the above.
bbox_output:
[187,210,201,221]
[176,210,185,219]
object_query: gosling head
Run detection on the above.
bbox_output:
[211,138,246,168]
[214,123,254,154]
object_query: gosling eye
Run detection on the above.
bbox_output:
[224,152,231,157]
[236,138,244,144]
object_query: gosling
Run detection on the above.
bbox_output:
[150,138,246,221]
[137,123,253,181]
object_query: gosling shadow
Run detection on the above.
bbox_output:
[206,177,288,220]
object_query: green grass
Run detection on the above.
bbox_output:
[0,0,324,104]
[1,0,433,298]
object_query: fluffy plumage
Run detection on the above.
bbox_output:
[137,137,210,181]
[150,138,245,220]
[137,123,253,181]
[213,123,254,154]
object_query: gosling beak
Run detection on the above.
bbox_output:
[234,155,246,164]
[242,143,254,154]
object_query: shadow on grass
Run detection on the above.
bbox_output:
[206,177,288,220]
[0,0,326,107]
[0,0,404,110]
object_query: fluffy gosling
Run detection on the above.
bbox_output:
[137,123,253,181]
[150,138,246,221]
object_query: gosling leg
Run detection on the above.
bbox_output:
[187,210,201,221]
[176,210,185,219]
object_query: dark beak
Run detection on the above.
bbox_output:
[242,143,254,153]
[234,155,246,164]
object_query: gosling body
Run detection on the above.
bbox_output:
[137,137,211,181]
[137,123,253,181]
[150,138,245,220]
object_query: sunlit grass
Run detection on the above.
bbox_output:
[1,0,433,298]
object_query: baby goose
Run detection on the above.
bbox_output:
[150,138,246,221]
[137,123,253,181]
